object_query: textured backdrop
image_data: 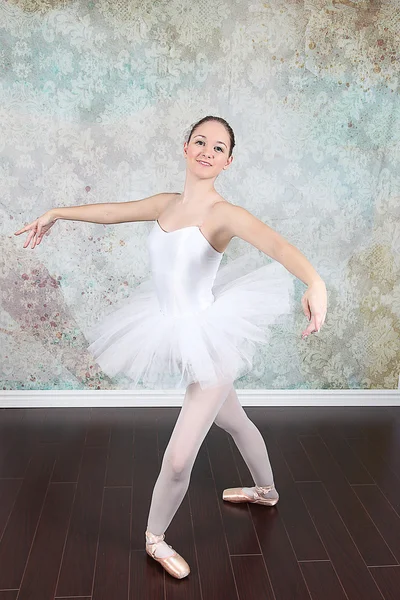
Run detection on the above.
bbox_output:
[1,0,399,391]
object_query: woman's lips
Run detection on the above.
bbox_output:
[197,160,211,166]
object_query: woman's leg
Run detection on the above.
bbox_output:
[146,379,233,557]
[213,384,278,498]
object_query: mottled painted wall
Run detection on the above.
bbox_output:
[1,0,399,390]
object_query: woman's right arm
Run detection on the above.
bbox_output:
[50,192,171,224]
[14,192,173,249]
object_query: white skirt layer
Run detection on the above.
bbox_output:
[84,254,294,390]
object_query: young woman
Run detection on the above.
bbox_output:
[14,116,327,580]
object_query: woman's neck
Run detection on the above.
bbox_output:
[180,172,218,205]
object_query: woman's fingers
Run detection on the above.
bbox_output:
[301,295,311,320]
[24,228,42,249]
[23,228,36,249]
[15,220,37,248]
[14,223,32,235]
[29,233,36,249]
[302,313,327,339]
[37,230,50,245]
[33,224,42,249]
[31,227,40,249]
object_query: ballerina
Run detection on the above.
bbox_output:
[14,115,327,580]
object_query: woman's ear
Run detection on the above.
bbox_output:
[223,154,234,169]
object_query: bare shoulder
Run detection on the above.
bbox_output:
[211,199,248,235]
[109,191,176,224]
[213,201,290,261]
[156,192,179,214]
[204,197,239,250]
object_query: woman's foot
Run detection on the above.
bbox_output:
[145,530,190,579]
[145,531,175,558]
[222,483,279,506]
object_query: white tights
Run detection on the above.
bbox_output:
[146,380,276,557]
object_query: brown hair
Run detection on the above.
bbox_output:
[186,116,235,158]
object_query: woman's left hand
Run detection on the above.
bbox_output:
[301,279,327,340]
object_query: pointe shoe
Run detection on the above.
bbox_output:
[145,530,190,579]
[222,484,279,506]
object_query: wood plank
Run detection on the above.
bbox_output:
[249,499,311,599]
[0,592,18,600]
[130,548,165,600]
[105,409,134,488]
[369,565,400,600]
[85,408,111,446]
[92,487,131,600]
[0,444,56,589]
[56,446,108,597]
[0,409,45,478]
[299,560,348,600]
[352,484,400,563]
[317,425,374,484]
[0,479,22,539]
[347,437,400,516]
[17,483,75,600]
[231,555,275,600]
[299,435,396,566]
[273,428,319,482]
[360,418,400,480]
[298,482,383,599]
[40,408,85,444]
[325,407,387,439]
[262,425,328,562]
[388,407,400,425]
[51,408,90,483]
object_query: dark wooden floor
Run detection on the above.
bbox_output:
[0,404,399,600]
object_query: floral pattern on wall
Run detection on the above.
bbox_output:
[1,0,399,390]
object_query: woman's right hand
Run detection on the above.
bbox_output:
[14,210,58,249]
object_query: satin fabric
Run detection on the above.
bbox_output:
[149,221,223,317]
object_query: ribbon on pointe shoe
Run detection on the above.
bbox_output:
[253,483,276,500]
[145,530,165,544]
[145,530,172,557]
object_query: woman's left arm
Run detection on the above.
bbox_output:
[223,204,327,340]
[272,242,327,339]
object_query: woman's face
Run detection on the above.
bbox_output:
[183,120,233,178]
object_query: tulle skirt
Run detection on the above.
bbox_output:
[84,253,294,390]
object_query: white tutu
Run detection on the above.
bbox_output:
[84,248,294,390]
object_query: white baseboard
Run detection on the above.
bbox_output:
[0,389,399,408]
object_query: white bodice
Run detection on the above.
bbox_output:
[147,221,223,317]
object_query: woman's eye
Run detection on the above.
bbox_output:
[195,140,223,152]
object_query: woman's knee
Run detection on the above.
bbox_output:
[214,410,250,436]
[162,449,192,481]
[214,419,240,436]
